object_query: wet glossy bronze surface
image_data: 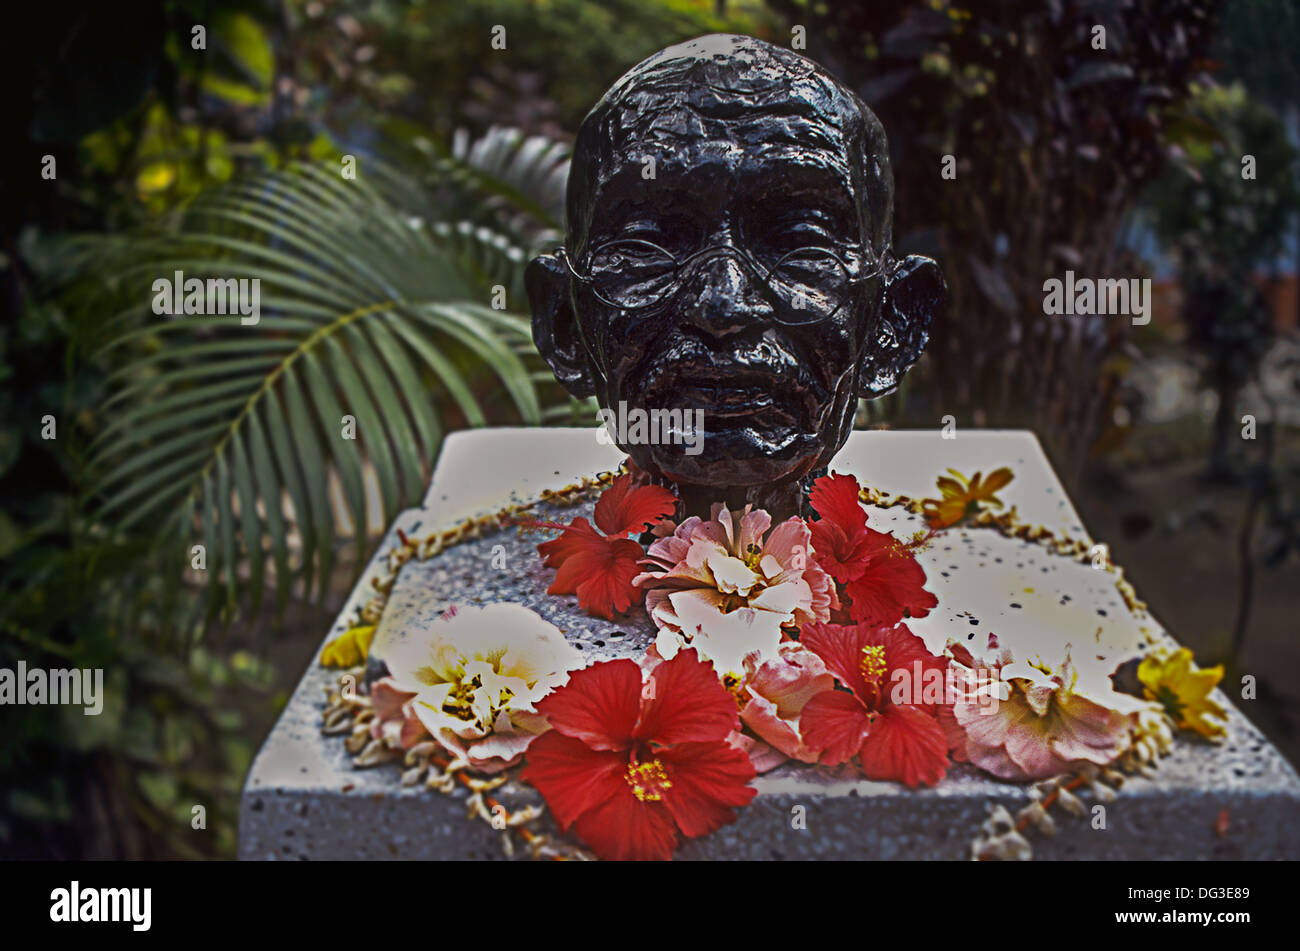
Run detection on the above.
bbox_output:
[529,34,945,519]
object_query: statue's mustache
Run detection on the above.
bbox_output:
[635,332,823,404]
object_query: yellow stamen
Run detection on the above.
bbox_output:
[442,680,479,721]
[624,757,672,802]
[860,644,887,689]
[721,671,747,711]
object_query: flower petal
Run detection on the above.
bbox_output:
[842,538,938,625]
[747,577,809,618]
[534,659,641,751]
[743,644,834,720]
[665,589,787,674]
[800,689,873,765]
[735,507,773,557]
[569,785,680,861]
[658,740,757,838]
[398,704,430,749]
[521,730,629,830]
[536,517,608,576]
[412,688,487,740]
[569,537,648,619]
[729,731,790,774]
[762,516,812,566]
[800,621,875,702]
[739,693,823,764]
[856,705,949,787]
[369,677,418,723]
[877,624,949,713]
[637,648,739,746]
[464,728,538,772]
[809,472,868,534]
[593,473,678,537]
[707,552,761,596]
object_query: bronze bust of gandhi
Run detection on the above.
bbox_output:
[529,34,944,521]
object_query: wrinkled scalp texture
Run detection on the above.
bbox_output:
[567,34,894,260]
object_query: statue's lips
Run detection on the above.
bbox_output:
[643,367,795,420]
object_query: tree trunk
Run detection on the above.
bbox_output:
[1207,381,1239,482]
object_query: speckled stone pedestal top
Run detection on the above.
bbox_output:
[239,429,1300,860]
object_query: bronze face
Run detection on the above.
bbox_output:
[529,34,944,516]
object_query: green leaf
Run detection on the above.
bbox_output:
[229,430,264,613]
[247,404,291,617]
[78,153,566,626]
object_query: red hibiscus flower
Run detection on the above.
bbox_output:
[536,473,677,620]
[522,648,757,860]
[798,621,951,787]
[807,472,938,626]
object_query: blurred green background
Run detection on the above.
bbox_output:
[3,0,1298,858]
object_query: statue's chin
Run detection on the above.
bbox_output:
[622,428,819,489]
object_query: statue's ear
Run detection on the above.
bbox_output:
[858,253,945,400]
[527,252,596,398]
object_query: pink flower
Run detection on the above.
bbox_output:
[634,504,838,676]
[950,644,1148,781]
[736,643,836,769]
[368,677,427,749]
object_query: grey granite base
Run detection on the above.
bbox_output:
[240,500,1300,860]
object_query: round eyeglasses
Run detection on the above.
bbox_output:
[557,238,879,326]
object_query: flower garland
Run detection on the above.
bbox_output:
[320,462,1224,860]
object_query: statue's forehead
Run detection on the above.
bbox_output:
[601,33,828,102]
[568,36,893,250]
[592,93,858,188]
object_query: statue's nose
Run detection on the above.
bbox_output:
[680,254,773,338]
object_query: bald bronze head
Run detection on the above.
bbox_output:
[529,34,943,519]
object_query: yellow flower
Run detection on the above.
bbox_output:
[320,624,377,668]
[1137,647,1227,741]
[921,467,1014,528]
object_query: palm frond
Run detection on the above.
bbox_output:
[417,125,569,249]
[85,151,560,625]
[449,125,569,228]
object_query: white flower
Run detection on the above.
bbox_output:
[383,603,582,769]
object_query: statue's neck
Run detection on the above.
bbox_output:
[640,474,817,524]
[626,456,828,523]
[674,481,807,523]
